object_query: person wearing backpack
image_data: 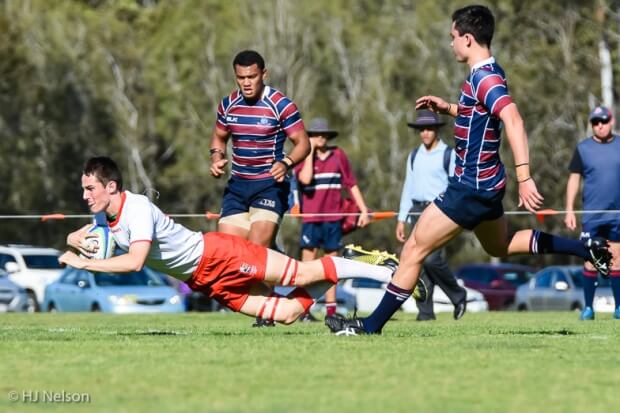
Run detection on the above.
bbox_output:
[396,109,467,321]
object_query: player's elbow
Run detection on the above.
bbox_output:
[128,258,145,272]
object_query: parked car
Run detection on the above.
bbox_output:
[336,277,488,314]
[0,244,63,311]
[455,263,536,310]
[515,265,614,312]
[0,269,29,312]
[157,273,218,312]
[43,266,185,313]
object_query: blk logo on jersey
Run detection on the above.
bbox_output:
[226,116,238,122]
[239,263,257,276]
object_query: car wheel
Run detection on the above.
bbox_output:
[26,292,40,313]
[91,303,101,312]
[517,303,528,311]
[48,302,58,313]
[571,302,582,311]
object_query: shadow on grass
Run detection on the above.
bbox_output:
[494,329,577,336]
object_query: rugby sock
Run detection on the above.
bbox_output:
[609,271,620,308]
[325,302,337,316]
[287,288,314,313]
[304,281,334,301]
[529,230,589,260]
[322,256,393,283]
[362,282,412,333]
[582,270,598,308]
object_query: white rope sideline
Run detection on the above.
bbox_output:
[1,209,620,220]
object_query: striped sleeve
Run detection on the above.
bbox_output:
[215,97,229,132]
[473,70,513,117]
[275,96,305,135]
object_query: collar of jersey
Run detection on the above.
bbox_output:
[470,56,496,74]
[108,191,127,228]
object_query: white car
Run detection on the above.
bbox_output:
[0,245,64,312]
[0,269,29,312]
[338,277,488,314]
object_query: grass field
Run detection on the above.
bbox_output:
[1,311,618,413]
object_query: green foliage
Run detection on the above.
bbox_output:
[1,0,619,264]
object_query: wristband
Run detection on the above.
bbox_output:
[275,160,292,171]
[210,148,225,158]
[284,155,295,166]
[518,177,532,183]
[515,164,531,182]
[447,103,452,115]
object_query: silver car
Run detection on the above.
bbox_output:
[43,267,185,313]
[516,265,614,312]
[0,269,29,312]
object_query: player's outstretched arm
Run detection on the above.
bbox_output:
[59,241,150,273]
[499,103,544,213]
[415,95,457,117]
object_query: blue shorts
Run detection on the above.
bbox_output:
[580,221,620,242]
[220,176,290,218]
[434,180,505,230]
[300,221,343,251]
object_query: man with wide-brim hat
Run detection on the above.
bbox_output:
[397,109,467,322]
[407,109,447,129]
[306,117,339,139]
[294,117,369,320]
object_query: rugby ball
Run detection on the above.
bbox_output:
[81,225,116,259]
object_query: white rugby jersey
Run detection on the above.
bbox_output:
[108,191,204,280]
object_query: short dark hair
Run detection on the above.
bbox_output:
[83,156,123,190]
[452,5,495,48]
[232,50,265,70]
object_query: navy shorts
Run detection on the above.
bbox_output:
[220,176,290,218]
[434,180,505,230]
[300,221,343,251]
[580,221,620,242]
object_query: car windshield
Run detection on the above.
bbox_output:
[94,269,166,287]
[501,270,533,286]
[23,254,62,269]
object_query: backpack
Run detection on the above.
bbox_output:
[410,144,452,174]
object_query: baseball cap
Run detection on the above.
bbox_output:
[589,106,613,123]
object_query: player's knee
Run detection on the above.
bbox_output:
[280,307,305,325]
[401,241,428,265]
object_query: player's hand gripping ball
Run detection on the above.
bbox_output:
[80,225,115,259]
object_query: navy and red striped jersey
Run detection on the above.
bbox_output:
[453,57,513,191]
[216,86,305,180]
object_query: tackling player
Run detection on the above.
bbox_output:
[325,4,613,335]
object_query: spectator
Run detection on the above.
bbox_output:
[397,109,466,321]
[565,105,620,320]
[295,118,369,318]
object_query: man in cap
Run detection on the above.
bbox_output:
[396,109,467,321]
[294,117,370,319]
[565,105,620,320]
